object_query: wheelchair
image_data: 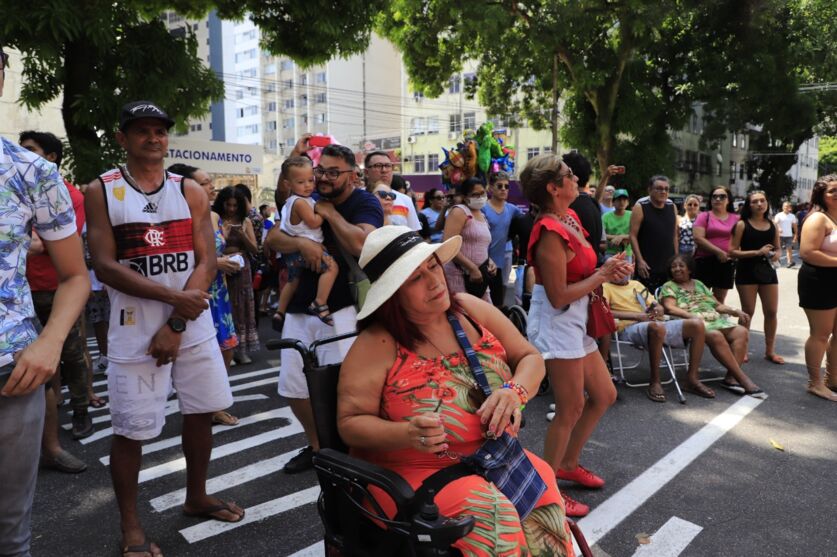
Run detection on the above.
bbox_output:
[267,333,593,557]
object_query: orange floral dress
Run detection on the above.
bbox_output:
[352,321,575,557]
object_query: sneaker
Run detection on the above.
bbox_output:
[556,465,605,489]
[548,403,556,411]
[96,355,109,373]
[71,411,94,440]
[546,411,555,422]
[41,450,87,473]
[284,446,314,474]
[233,353,253,365]
[787,262,796,268]
[561,493,590,518]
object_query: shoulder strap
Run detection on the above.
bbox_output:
[447,313,492,397]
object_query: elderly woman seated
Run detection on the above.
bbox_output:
[658,254,767,398]
[337,225,576,556]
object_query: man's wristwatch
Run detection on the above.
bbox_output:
[167,317,187,333]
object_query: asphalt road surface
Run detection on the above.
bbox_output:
[31,264,835,556]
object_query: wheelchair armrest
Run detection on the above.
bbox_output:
[314,449,415,508]
[314,449,475,553]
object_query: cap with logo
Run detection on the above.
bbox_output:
[613,188,629,199]
[119,101,175,131]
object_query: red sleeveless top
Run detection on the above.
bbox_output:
[527,210,597,283]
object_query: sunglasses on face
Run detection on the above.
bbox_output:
[712,194,728,200]
[376,191,396,200]
[430,195,445,200]
[493,184,509,190]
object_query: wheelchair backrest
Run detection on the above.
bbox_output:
[306,361,349,454]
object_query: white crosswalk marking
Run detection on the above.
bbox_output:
[138,419,304,483]
[101,406,293,466]
[149,445,302,511]
[179,487,320,543]
[287,541,324,557]
[630,516,703,556]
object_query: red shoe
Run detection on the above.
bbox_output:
[561,493,590,518]
[556,465,605,489]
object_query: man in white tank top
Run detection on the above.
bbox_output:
[85,101,243,556]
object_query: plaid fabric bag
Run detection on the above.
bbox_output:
[447,313,547,519]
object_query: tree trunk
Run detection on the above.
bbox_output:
[551,53,559,153]
[62,38,103,183]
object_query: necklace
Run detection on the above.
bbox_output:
[121,164,165,214]
[425,336,454,358]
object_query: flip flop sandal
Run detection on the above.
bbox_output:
[122,541,161,557]
[212,411,239,426]
[646,387,666,403]
[183,501,245,523]
[744,388,768,400]
[89,397,107,409]
[719,381,746,395]
[307,302,334,326]
[682,383,716,399]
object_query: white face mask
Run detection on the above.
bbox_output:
[467,195,488,210]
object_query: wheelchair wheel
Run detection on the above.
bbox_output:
[503,304,528,338]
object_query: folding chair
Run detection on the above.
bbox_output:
[611,319,686,404]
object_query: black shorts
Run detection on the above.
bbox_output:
[694,256,735,290]
[798,262,837,310]
[735,259,778,286]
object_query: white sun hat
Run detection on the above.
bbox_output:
[356,225,462,320]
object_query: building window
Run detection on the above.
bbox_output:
[315,113,326,124]
[463,112,476,131]
[235,89,244,100]
[282,118,294,129]
[284,79,293,89]
[315,92,327,103]
[268,139,277,151]
[543,146,552,154]
[427,116,439,135]
[732,133,738,148]
[729,161,736,184]
[428,154,439,169]
[300,74,307,86]
[315,72,326,84]
[240,68,257,78]
[410,117,426,136]
[267,102,277,112]
[449,114,462,133]
[448,75,461,94]
[247,86,257,96]
[234,49,257,63]
[190,124,202,132]
[284,99,295,109]
[413,91,424,102]
[266,83,276,93]
[237,124,259,135]
[237,106,258,117]
[716,160,723,176]
[266,121,277,131]
[527,147,540,160]
[463,72,476,88]
[265,64,276,75]
[414,155,426,173]
[739,163,745,180]
[235,29,256,43]
[699,154,711,175]
[280,60,294,71]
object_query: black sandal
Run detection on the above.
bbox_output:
[307,302,334,326]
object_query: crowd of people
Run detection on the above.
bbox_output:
[2,59,837,556]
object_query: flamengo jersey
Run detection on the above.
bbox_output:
[100,168,216,362]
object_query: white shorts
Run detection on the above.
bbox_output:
[527,285,598,360]
[108,338,232,441]
[620,319,686,350]
[278,306,358,399]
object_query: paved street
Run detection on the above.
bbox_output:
[31,264,836,557]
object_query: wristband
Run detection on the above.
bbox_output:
[501,381,529,410]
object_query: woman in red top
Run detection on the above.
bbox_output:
[521,154,633,517]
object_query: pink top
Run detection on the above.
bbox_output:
[694,211,740,257]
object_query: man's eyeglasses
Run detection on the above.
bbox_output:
[556,169,575,180]
[652,186,670,193]
[313,166,354,180]
[368,163,393,172]
[493,184,510,190]
[711,194,728,200]
[375,191,396,200]
[430,195,445,200]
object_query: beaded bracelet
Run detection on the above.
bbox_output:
[501,381,529,410]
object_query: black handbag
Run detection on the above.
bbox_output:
[462,260,491,298]
[447,313,546,519]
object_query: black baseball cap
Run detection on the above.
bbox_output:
[119,100,175,131]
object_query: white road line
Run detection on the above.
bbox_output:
[77,377,278,444]
[102,406,293,466]
[179,486,320,544]
[149,445,301,511]
[74,392,270,417]
[138,419,304,483]
[287,542,325,557]
[577,397,763,549]
[630,516,703,556]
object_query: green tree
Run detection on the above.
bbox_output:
[820,136,837,172]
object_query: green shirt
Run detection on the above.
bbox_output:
[602,210,633,257]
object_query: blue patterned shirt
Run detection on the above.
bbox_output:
[0,138,76,364]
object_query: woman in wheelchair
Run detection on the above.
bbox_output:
[337,225,577,556]
[659,254,767,399]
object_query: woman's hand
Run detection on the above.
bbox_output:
[216,256,241,275]
[468,266,484,283]
[636,257,651,278]
[716,250,730,263]
[476,388,523,438]
[486,259,498,276]
[597,253,633,283]
[407,413,448,453]
[736,310,751,326]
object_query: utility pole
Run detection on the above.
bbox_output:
[551,53,559,153]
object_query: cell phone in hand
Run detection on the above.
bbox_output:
[615,166,626,174]
[309,136,331,148]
